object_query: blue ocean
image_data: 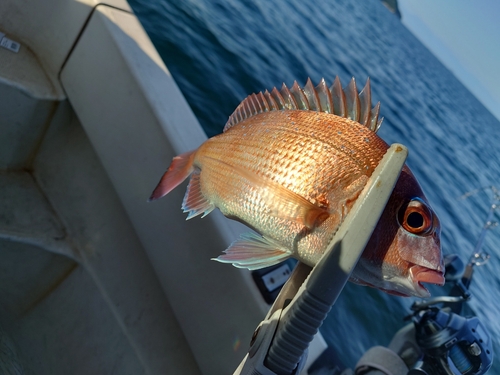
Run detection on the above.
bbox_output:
[128,0,500,372]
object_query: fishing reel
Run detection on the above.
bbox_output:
[408,305,492,375]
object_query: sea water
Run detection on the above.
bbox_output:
[129,0,500,371]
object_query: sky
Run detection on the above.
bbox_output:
[398,0,500,122]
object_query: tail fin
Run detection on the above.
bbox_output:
[149,150,196,201]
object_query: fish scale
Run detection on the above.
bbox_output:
[150,77,444,297]
[225,111,380,189]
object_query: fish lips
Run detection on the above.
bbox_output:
[409,264,446,297]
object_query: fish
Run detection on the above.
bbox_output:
[149,77,444,297]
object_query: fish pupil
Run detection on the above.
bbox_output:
[407,212,424,229]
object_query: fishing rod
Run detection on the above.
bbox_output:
[466,186,498,267]
[426,185,499,312]
[457,186,498,290]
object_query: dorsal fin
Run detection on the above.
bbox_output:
[223,77,383,132]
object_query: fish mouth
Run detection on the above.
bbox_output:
[410,265,445,297]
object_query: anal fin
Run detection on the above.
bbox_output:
[212,232,292,270]
[182,170,215,220]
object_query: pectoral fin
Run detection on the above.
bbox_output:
[264,180,329,230]
[213,232,291,270]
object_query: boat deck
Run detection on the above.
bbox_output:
[0,1,269,373]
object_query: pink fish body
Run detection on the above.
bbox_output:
[150,77,444,297]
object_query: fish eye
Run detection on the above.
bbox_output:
[406,211,424,228]
[398,198,433,235]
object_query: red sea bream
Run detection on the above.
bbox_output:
[150,77,444,297]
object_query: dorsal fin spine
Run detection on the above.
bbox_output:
[255,94,262,114]
[271,87,285,110]
[358,78,371,126]
[247,94,256,114]
[249,94,260,114]
[345,78,360,122]
[258,92,270,112]
[290,81,309,110]
[223,76,382,133]
[234,110,241,126]
[376,117,384,132]
[331,77,346,118]
[303,78,321,111]
[239,100,247,119]
[280,83,298,110]
[264,90,277,111]
[316,78,333,114]
[370,102,381,131]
